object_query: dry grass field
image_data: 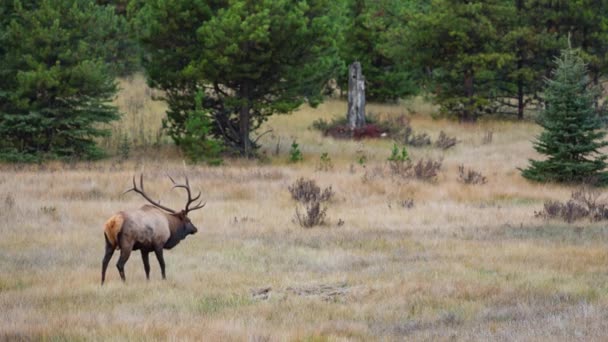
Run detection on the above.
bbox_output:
[2,77,608,341]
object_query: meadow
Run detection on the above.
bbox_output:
[1,77,608,341]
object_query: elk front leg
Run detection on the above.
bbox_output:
[141,250,151,280]
[154,247,166,280]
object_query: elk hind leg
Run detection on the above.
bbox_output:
[101,236,115,285]
[116,245,133,282]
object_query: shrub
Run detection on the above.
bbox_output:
[403,127,432,147]
[356,148,368,166]
[535,187,608,222]
[388,144,410,162]
[367,112,410,137]
[289,140,303,163]
[457,165,487,185]
[310,117,348,132]
[387,144,412,177]
[310,118,330,131]
[294,201,328,228]
[413,158,442,181]
[288,178,334,203]
[388,199,414,209]
[316,152,334,171]
[435,131,458,150]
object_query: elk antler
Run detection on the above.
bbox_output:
[168,175,206,214]
[123,174,177,214]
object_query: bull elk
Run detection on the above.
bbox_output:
[101,175,204,284]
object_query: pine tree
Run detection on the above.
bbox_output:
[496,0,564,120]
[338,0,419,102]
[180,91,223,165]
[135,0,343,157]
[521,49,608,184]
[0,0,121,161]
[403,0,514,121]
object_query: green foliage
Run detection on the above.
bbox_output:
[289,140,303,163]
[135,0,343,157]
[0,0,121,161]
[521,49,608,185]
[93,0,141,76]
[180,91,223,165]
[402,0,515,121]
[317,152,334,171]
[356,151,367,166]
[339,0,419,102]
[494,0,564,119]
[395,0,608,121]
[388,144,409,162]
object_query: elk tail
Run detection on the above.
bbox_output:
[104,214,124,250]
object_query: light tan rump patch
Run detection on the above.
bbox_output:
[104,214,124,249]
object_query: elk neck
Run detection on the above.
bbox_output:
[163,212,189,249]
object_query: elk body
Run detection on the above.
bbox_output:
[101,175,204,284]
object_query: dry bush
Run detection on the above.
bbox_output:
[365,157,442,183]
[388,159,413,178]
[316,152,334,172]
[537,200,589,223]
[289,178,333,228]
[435,131,458,150]
[294,201,328,228]
[457,165,487,185]
[482,130,494,144]
[413,158,442,181]
[388,199,414,209]
[4,193,15,210]
[403,127,432,147]
[535,187,608,223]
[288,178,334,203]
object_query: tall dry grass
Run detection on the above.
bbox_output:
[1,77,608,341]
[100,74,169,154]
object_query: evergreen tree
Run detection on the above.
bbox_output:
[403,0,514,121]
[522,49,608,184]
[496,0,564,120]
[132,0,211,146]
[180,91,223,165]
[338,0,419,102]
[0,0,121,161]
[135,0,343,157]
[526,0,608,86]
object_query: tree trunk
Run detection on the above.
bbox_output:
[517,78,524,120]
[462,69,475,122]
[515,6,525,121]
[239,82,252,157]
[347,61,366,130]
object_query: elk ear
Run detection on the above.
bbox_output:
[176,210,187,220]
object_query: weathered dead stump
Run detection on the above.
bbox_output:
[347,61,366,131]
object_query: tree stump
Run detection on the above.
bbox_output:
[347,61,366,131]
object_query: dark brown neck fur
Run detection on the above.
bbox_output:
[163,212,188,249]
